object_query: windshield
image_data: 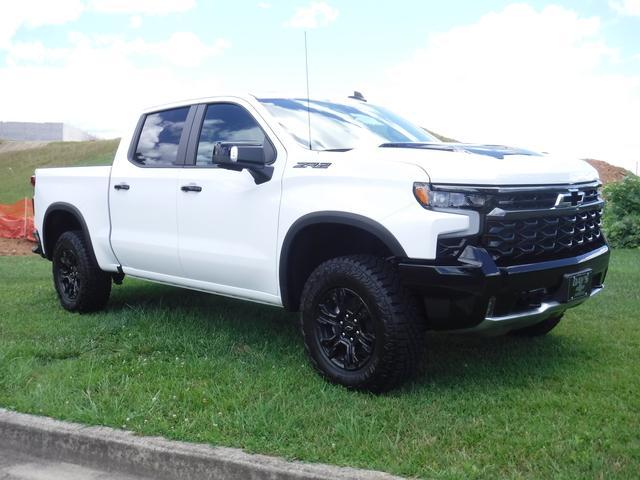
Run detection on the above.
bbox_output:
[258,98,437,150]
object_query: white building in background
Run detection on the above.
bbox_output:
[0,122,94,142]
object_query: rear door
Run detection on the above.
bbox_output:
[110,106,195,277]
[176,101,285,300]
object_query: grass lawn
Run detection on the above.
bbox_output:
[0,139,119,203]
[0,251,638,479]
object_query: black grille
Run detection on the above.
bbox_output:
[481,207,604,264]
[581,187,600,204]
[494,186,600,211]
[495,191,558,210]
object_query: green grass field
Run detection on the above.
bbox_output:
[0,252,638,479]
[0,140,119,203]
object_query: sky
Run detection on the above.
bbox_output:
[1,0,639,172]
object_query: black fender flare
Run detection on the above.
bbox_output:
[42,202,98,262]
[278,211,407,310]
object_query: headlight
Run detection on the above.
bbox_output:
[413,182,487,209]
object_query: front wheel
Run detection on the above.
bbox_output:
[52,230,111,312]
[300,255,425,393]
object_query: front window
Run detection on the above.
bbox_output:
[258,98,436,150]
[195,103,267,166]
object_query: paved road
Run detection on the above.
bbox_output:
[0,447,150,480]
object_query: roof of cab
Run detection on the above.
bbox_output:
[140,92,364,113]
[141,93,258,113]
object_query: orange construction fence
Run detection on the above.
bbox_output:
[0,198,35,242]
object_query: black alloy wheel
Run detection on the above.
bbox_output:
[56,248,81,301]
[315,287,376,371]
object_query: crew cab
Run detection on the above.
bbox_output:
[33,93,610,392]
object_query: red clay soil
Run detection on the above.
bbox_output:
[0,238,34,256]
[584,159,634,184]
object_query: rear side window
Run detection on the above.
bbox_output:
[196,103,266,166]
[133,107,190,166]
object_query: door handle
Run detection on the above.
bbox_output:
[181,185,203,192]
[114,183,130,190]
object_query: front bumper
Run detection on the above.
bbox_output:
[398,245,610,335]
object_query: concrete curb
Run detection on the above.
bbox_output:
[0,409,404,480]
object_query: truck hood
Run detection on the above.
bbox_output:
[369,143,599,185]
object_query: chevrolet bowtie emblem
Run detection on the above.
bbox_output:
[555,189,585,208]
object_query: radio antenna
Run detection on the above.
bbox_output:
[304,31,312,150]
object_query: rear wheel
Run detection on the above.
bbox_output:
[300,255,425,393]
[52,230,111,312]
[510,314,563,336]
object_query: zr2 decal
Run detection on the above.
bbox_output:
[293,162,332,169]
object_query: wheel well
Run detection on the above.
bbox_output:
[42,206,86,260]
[280,222,401,311]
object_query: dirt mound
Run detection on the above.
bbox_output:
[584,159,634,184]
[0,238,34,256]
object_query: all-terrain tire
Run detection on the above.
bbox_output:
[510,314,563,337]
[52,230,111,312]
[300,255,426,393]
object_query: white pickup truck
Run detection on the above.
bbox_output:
[33,93,610,392]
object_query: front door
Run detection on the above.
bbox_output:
[177,101,285,301]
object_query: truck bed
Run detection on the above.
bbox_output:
[34,166,120,271]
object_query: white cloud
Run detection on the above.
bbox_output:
[129,15,143,28]
[5,41,69,63]
[371,4,640,171]
[0,0,85,48]
[609,0,640,16]
[0,0,196,49]
[0,60,223,138]
[0,30,230,137]
[286,1,338,29]
[7,32,230,69]
[89,0,196,15]
[149,33,231,68]
[257,2,272,9]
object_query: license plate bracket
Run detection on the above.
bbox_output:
[561,269,593,302]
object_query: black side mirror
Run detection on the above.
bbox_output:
[212,142,275,185]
